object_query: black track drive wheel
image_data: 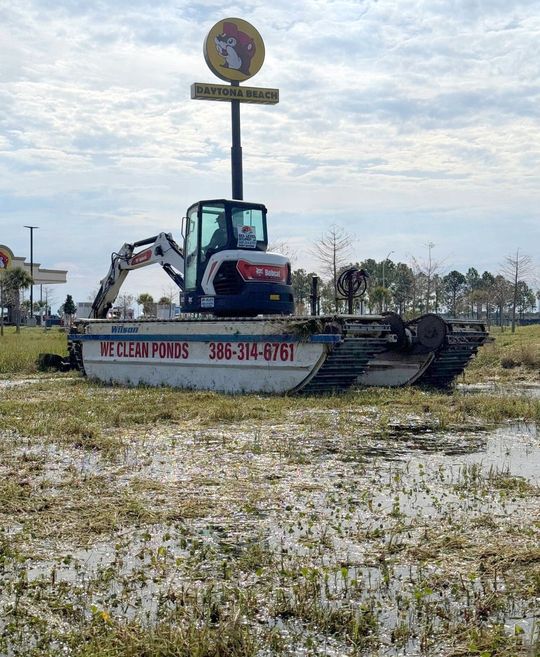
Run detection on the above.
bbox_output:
[382,312,407,349]
[416,314,447,351]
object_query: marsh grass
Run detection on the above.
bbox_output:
[1,381,539,456]
[0,326,68,374]
[1,414,539,655]
[452,623,536,657]
[68,611,261,657]
[0,327,539,656]
[467,325,540,383]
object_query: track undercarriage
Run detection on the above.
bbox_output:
[64,313,490,394]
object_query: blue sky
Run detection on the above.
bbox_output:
[1,0,539,308]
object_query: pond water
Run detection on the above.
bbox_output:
[458,382,540,398]
[1,415,538,656]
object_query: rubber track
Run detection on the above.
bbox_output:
[301,337,388,393]
[416,327,490,387]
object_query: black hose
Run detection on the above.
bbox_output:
[336,267,369,299]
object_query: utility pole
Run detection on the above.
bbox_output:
[24,225,39,323]
[382,250,394,311]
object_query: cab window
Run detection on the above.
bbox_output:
[184,208,198,291]
[200,203,227,262]
[231,207,266,249]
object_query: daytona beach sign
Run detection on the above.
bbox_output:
[191,83,278,105]
[193,18,279,106]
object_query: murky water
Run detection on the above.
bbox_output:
[1,418,538,655]
[458,382,540,399]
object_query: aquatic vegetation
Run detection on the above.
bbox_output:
[0,376,539,655]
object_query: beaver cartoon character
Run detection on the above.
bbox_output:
[214,21,255,76]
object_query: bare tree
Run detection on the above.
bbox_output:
[411,242,445,313]
[160,284,181,317]
[311,225,353,312]
[500,249,534,333]
[268,240,297,266]
[117,294,134,319]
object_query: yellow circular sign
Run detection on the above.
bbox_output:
[0,245,13,270]
[204,18,265,83]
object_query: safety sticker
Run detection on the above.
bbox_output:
[237,225,257,249]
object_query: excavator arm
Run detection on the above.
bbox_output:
[91,233,185,318]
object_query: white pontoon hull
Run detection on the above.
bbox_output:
[69,316,490,393]
[78,319,335,394]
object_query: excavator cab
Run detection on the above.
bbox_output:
[182,199,294,316]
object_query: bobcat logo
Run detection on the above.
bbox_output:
[214,21,256,76]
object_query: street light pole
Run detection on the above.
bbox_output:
[382,250,395,311]
[24,226,39,323]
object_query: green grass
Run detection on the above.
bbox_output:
[467,324,540,383]
[0,326,68,374]
[0,381,539,448]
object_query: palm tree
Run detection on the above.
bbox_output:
[3,267,33,333]
[136,293,154,317]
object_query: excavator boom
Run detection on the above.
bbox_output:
[91,233,184,318]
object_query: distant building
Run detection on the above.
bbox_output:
[0,244,67,285]
[157,303,178,319]
[76,302,93,319]
[0,243,67,324]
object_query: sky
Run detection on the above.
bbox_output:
[1,0,539,310]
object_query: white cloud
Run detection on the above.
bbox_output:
[1,0,539,302]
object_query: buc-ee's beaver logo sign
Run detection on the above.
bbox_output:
[0,246,13,269]
[204,18,265,82]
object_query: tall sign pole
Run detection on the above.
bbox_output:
[230,81,243,199]
[192,18,279,200]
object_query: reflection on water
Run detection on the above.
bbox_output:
[1,416,538,656]
[458,382,540,398]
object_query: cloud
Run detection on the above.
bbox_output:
[1,0,539,301]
